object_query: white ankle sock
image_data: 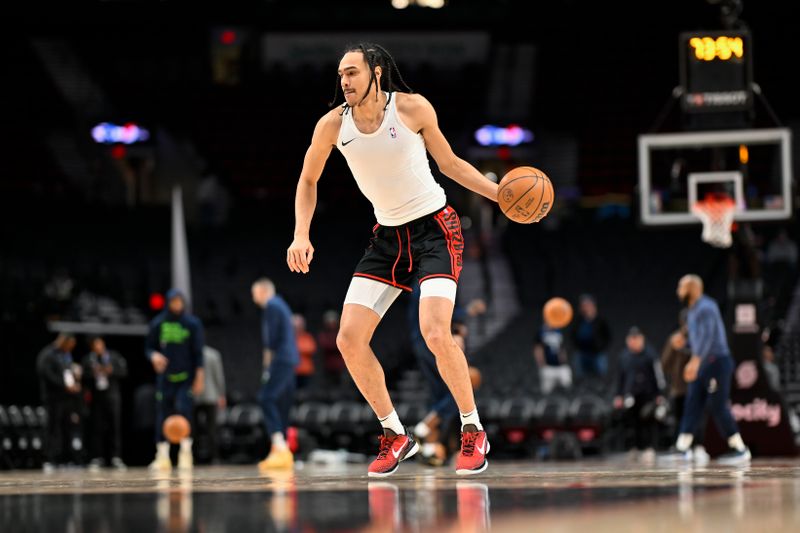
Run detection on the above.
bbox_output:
[378,410,405,435]
[728,433,746,452]
[156,441,170,458]
[271,432,287,451]
[180,437,193,452]
[460,409,483,431]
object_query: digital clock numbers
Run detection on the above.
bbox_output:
[688,35,744,61]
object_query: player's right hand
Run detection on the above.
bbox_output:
[287,236,314,274]
[683,355,701,382]
[151,352,168,374]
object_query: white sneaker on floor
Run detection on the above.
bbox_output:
[149,455,172,472]
[88,458,103,472]
[693,445,710,466]
[178,449,193,471]
[657,447,693,465]
[716,447,751,466]
[640,448,656,464]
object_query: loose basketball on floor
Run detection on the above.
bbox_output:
[543,297,573,329]
[163,414,191,444]
[497,166,554,224]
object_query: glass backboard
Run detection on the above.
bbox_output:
[638,128,792,225]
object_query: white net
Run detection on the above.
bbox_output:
[691,197,736,248]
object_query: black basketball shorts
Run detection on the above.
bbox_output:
[352,205,464,291]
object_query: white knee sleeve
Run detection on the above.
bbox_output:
[420,277,457,302]
[343,277,402,318]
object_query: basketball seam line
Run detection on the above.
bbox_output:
[521,176,551,223]
[502,177,538,216]
[498,175,537,210]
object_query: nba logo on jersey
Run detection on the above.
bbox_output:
[389,127,397,139]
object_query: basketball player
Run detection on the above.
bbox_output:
[145,288,205,471]
[252,278,299,470]
[663,274,751,464]
[286,43,498,476]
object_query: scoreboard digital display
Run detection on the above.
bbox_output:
[679,29,753,113]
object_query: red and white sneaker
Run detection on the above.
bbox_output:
[456,425,490,475]
[368,430,420,478]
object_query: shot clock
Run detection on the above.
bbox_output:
[679,29,753,114]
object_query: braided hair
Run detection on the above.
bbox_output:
[330,43,413,114]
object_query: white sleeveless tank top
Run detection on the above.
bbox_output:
[336,92,447,226]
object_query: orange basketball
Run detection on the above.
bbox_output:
[543,297,573,329]
[497,166,554,224]
[163,414,191,444]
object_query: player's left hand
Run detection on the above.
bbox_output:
[683,355,701,382]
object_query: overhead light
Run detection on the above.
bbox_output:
[391,0,446,9]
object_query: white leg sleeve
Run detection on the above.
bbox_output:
[343,277,403,318]
[419,277,457,302]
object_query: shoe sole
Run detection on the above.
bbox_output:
[368,441,420,478]
[656,455,692,464]
[259,463,294,471]
[456,460,488,476]
[716,457,751,466]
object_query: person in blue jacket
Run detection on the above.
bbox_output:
[252,277,300,470]
[663,274,751,465]
[145,288,205,471]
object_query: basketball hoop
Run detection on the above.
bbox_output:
[691,195,736,248]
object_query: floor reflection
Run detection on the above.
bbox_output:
[0,482,734,532]
[361,480,490,533]
[1,461,799,532]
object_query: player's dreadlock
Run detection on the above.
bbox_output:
[330,43,413,114]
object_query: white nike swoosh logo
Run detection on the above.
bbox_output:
[475,436,486,455]
[391,446,403,459]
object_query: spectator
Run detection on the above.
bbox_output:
[766,228,798,267]
[613,327,666,463]
[293,313,317,390]
[252,278,299,470]
[145,288,205,472]
[43,268,76,320]
[82,336,128,471]
[318,309,346,388]
[196,165,231,230]
[194,345,227,464]
[533,320,572,394]
[660,308,709,464]
[764,229,799,320]
[37,333,82,472]
[570,294,612,382]
[761,324,782,391]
